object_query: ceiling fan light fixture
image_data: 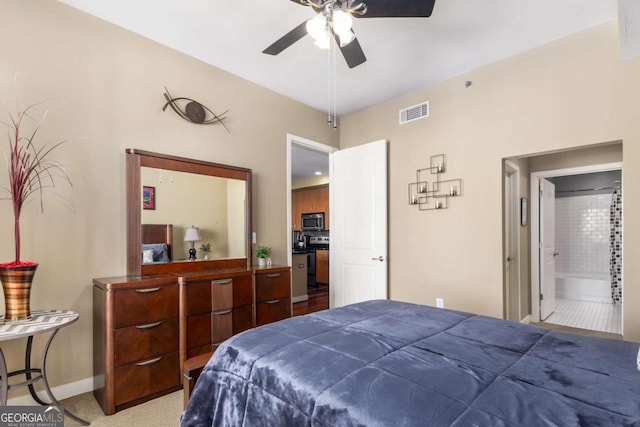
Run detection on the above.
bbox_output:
[338,30,355,47]
[306,13,328,40]
[314,35,331,50]
[332,9,353,35]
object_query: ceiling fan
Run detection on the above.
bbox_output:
[263,0,437,69]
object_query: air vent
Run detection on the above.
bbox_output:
[399,102,429,125]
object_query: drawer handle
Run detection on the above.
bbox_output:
[135,321,162,330]
[265,299,280,304]
[212,279,232,285]
[265,274,281,278]
[136,356,162,366]
[212,309,232,316]
[135,287,161,293]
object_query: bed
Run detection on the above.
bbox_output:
[181,299,640,426]
[141,223,173,263]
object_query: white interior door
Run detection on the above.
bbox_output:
[540,178,557,320]
[330,140,388,308]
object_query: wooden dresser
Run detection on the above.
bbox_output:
[93,266,291,415]
[178,269,253,360]
[255,266,292,326]
[93,275,180,414]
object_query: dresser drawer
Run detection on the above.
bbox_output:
[114,352,179,406]
[114,317,178,366]
[255,272,290,303]
[211,309,233,343]
[186,281,211,315]
[114,285,178,328]
[256,297,291,326]
[233,304,253,334]
[187,313,211,349]
[211,278,233,311]
[232,275,253,307]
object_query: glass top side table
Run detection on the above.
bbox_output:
[0,309,88,425]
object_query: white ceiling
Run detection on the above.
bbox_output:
[291,144,329,181]
[56,0,616,117]
[55,0,617,179]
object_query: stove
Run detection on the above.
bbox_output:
[308,235,329,249]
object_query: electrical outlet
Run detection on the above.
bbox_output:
[252,232,257,244]
[436,298,444,308]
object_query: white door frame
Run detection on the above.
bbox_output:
[286,134,338,270]
[504,160,521,321]
[529,162,622,323]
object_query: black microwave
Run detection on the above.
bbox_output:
[301,212,324,231]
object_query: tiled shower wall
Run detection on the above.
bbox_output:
[555,194,611,278]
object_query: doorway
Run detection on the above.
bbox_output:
[530,163,622,334]
[287,134,336,311]
[504,161,521,322]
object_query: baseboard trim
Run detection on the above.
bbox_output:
[7,376,94,405]
[520,315,531,324]
[292,295,309,303]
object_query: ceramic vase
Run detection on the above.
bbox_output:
[0,264,38,321]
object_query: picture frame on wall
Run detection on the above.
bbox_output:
[520,197,528,226]
[143,186,156,210]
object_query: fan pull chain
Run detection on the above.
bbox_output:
[333,24,337,130]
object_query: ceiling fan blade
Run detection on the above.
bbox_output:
[263,21,309,55]
[336,35,367,69]
[356,0,436,18]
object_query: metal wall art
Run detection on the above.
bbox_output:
[162,87,230,133]
[408,154,463,210]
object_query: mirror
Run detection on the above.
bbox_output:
[126,149,252,275]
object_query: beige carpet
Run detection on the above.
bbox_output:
[61,391,183,426]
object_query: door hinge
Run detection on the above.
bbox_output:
[540,293,544,301]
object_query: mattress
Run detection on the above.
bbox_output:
[181,299,640,426]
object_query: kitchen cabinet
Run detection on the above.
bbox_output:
[316,249,329,285]
[292,184,329,229]
[291,253,307,301]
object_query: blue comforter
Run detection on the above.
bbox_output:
[181,300,640,426]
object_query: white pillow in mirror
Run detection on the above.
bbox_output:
[143,249,154,264]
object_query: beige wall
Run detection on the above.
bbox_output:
[0,1,338,396]
[528,143,622,173]
[339,22,640,341]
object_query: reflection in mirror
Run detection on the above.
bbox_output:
[141,167,247,261]
[126,148,252,276]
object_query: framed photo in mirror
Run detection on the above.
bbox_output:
[143,186,155,210]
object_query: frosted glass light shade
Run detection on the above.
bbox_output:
[306,14,327,40]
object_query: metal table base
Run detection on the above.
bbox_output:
[0,310,88,425]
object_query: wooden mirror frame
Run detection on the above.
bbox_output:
[126,149,252,275]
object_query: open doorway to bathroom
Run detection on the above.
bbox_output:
[530,160,622,335]
[541,170,622,333]
[504,142,623,336]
